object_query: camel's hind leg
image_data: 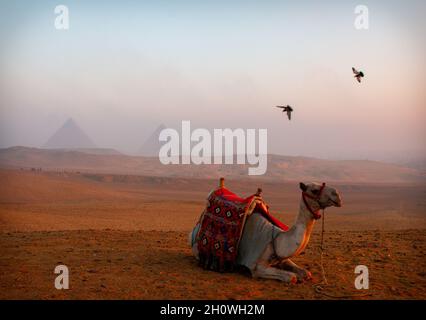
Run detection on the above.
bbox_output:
[277,259,312,281]
[252,263,298,283]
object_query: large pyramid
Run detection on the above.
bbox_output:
[138,124,167,156]
[43,118,96,149]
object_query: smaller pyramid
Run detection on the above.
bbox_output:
[139,124,167,156]
[43,118,96,149]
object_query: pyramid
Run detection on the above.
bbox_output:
[43,118,96,149]
[139,124,167,156]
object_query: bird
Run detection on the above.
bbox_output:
[352,67,364,83]
[275,105,293,120]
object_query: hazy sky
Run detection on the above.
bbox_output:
[0,0,425,160]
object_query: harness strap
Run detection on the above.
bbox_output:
[302,182,325,220]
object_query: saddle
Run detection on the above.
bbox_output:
[196,178,288,272]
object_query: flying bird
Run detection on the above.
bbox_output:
[275,105,293,120]
[352,67,364,83]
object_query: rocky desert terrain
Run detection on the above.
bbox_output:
[0,168,425,299]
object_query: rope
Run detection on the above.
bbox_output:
[312,209,372,299]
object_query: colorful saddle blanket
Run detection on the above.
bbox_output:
[197,187,288,272]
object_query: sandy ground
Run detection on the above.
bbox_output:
[0,169,425,299]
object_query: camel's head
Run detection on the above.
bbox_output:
[299,182,342,209]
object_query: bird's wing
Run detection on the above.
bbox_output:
[352,67,359,74]
[356,76,361,83]
[275,106,285,109]
[287,110,291,120]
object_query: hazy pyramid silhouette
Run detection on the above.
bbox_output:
[139,124,167,156]
[44,118,96,149]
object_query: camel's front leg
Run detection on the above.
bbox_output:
[252,263,298,283]
[277,259,312,281]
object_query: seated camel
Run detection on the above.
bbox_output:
[189,181,342,283]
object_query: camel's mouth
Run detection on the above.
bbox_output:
[330,198,342,207]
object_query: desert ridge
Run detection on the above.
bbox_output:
[0,146,423,184]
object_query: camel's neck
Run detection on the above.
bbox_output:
[274,196,319,259]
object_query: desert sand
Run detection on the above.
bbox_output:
[0,169,425,299]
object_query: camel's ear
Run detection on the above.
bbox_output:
[299,182,308,192]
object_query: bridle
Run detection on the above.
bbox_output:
[270,182,327,261]
[302,182,326,220]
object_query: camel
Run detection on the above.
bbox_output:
[189,181,342,283]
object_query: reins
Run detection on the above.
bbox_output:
[312,209,372,299]
[272,183,373,298]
